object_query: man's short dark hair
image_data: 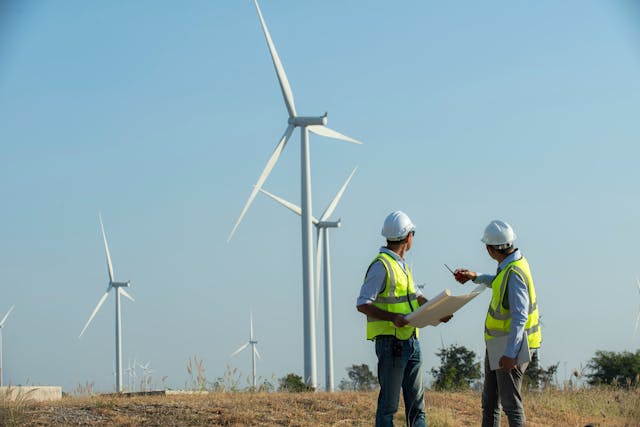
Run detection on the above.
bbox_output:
[490,244,516,255]
[386,230,414,246]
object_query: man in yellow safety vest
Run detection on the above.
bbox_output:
[454,220,541,427]
[357,211,451,427]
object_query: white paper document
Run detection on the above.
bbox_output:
[486,334,531,371]
[405,285,485,328]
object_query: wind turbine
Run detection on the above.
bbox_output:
[227,0,361,388]
[0,305,14,387]
[125,359,136,392]
[231,313,261,390]
[259,167,357,391]
[79,214,134,393]
[138,361,154,392]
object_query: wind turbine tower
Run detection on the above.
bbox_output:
[231,313,261,390]
[635,277,640,336]
[79,214,135,393]
[228,0,361,388]
[0,305,14,387]
[260,167,357,391]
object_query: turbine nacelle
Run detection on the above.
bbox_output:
[317,220,341,229]
[110,281,131,288]
[289,115,327,127]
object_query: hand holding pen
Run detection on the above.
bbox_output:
[445,264,477,284]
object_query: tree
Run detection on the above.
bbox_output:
[430,344,481,391]
[338,364,377,391]
[586,350,640,387]
[278,373,315,392]
[523,351,558,390]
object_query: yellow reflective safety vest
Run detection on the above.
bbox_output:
[366,252,419,340]
[484,256,542,349]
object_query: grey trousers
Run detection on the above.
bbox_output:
[482,351,529,427]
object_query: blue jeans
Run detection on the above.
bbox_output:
[375,336,426,427]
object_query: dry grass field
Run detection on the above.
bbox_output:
[1,388,639,426]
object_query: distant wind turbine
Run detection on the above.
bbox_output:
[0,305,14,387]
[125,358,137,392]
[231,313,261,390]
[79,214,134,393]
[259,167,357,392]
[138,361,154,392]
[227,0,361,388]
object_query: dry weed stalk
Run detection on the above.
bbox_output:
[0,385,36,427]
[186,355,207,391]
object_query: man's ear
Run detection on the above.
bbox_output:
[485,245,495,258]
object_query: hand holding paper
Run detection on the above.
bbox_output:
[405,286,485,328]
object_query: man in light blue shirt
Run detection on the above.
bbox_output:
[357,211,452,427]
[472,249,529,362]
[454,220,535,427]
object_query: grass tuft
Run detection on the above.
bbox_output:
[0,385,36,427]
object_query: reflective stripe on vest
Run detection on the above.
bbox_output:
[485,323,541,338]
[365,252,418,340]
[484,257,542,349]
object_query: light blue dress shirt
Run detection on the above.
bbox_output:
[473,249,529,358]
[357,247,424,307]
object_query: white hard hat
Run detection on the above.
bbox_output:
[381,211,416,241]
[481,220,516,249]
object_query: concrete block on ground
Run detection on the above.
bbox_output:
[0,386,62,402]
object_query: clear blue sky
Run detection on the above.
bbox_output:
[1,0,639,392]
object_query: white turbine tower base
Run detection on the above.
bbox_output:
[79,214,135,393]
[259,167,357,391]
[0,305,15,387]
[231,313,261,390]
[227,1,362,389]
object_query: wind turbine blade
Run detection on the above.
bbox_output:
[315,228,323,317]
[0,305,14,327]
[228,124,295,242]
[636,276,640,294]
[635,310,640,336]
[308,125,362,145]
[253,0,297,118]
[119,288,135,302]
[79,290,110,338]
[231,342,250,357]
[259,188,301,216]
[320,166,357,222]
[259,187,320,224]
[254,346,261,360]
[99,214,115,283]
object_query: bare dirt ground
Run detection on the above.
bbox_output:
[3,389,639,426]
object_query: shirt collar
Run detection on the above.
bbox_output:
[379,247,404,263]
[498,248,522,271]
